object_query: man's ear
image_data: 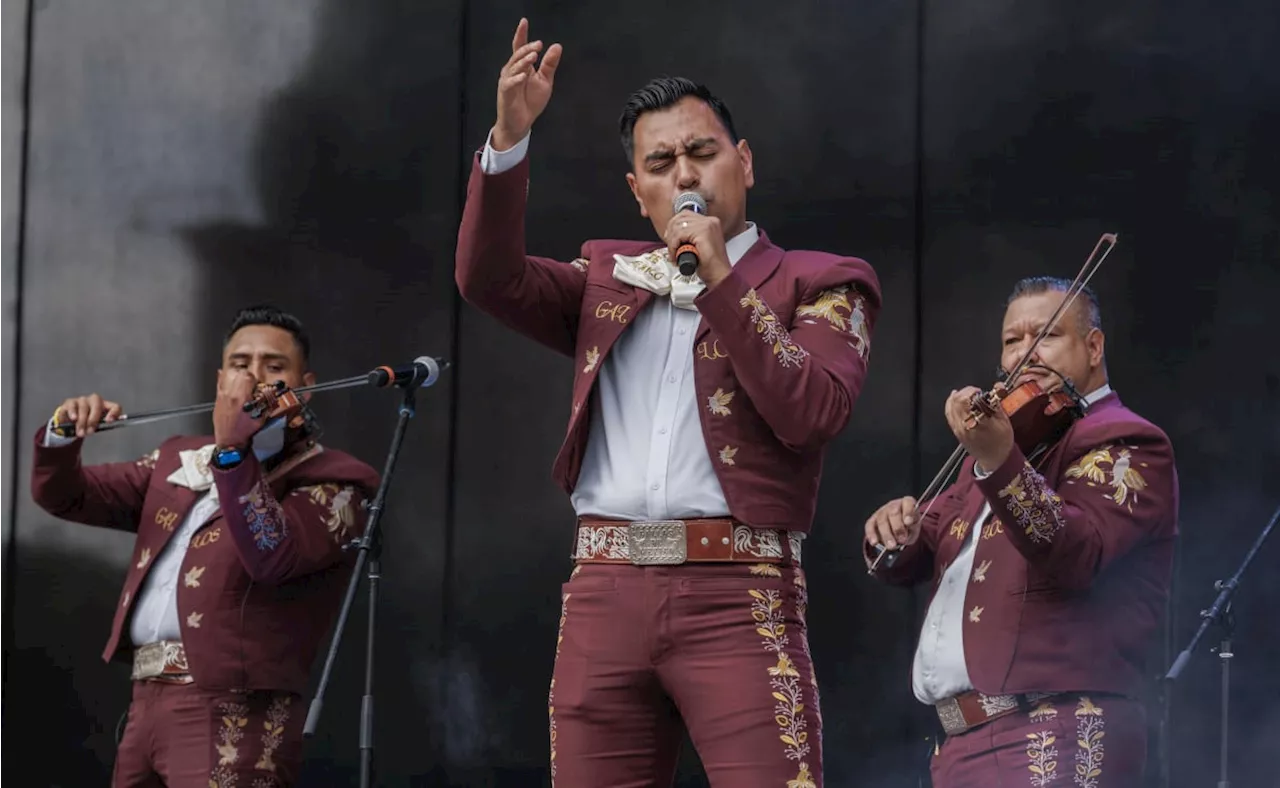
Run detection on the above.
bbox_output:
[738,139,755,190]
[1087,328,1106,369]
[625,172,649,218]
[303,371,317,387]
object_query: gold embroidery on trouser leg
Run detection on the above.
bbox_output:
[255,694,291,773]
[1025,702,1061,785]
[750,588,814,787]
[548,592,570,786]
[210,700,250,787]
[1073,697,1105,787]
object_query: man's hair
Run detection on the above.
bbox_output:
[1006,276,1102,333]
[618,76,739,167]
[223,304,310,363]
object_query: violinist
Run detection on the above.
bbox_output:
[863,277,1178,786]
[30,305,379,788]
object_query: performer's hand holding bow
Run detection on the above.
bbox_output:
[51,393,123,437]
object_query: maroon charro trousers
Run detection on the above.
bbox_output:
[547,560,822,787]
[931,693,1147,787]
[113,680,305,787]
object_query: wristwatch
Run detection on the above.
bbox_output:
[212,444,246,470]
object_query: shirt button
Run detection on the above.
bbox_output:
[668,375,676,383]
[658,427,667,435]
[651,483,660,490]
[678,328,687,335]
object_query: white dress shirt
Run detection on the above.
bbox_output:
[481,131,757,520]
[911,383,1112,704]
[43,418,286,645]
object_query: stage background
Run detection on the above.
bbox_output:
[3,1,1277,785]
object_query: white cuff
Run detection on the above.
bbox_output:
[479,129,530,175]
[43,418,78,447]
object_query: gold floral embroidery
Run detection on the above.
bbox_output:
[305,484,358,543]
[794,285,871,359]
[187,611,203,628]
[1064,444,1149,513]
[1030,701,1059,721]
[184,566,205,588]
[949,518,970,541]
[707,388,735,416]
[969,606,984,623]
[255,694,291,773]
[750,563,783,577]
[136,547,152,570]
[569,257,590,273]
[122,591,131,608]
[136,448,160,469]
[215,699,250,767]
[582,346,600,374]
[549,592,570,785]
[1026,730,1060,786]
[719,445,738,466]
[1074,697,1105,787]
[740,289,808,369]
[972,559,992,583]
[749,589,812,786]
[787,763,817,788]
[998,464,1065,544]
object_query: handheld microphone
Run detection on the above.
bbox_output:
[672,192,707,277]
[367,357,448,389]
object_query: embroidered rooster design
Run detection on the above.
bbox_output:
[1064,444,1148,512]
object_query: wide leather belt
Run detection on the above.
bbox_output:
[131,640,193,684]
[935,690,1057,736]
[573,517,801,566]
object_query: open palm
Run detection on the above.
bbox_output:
[494,18,562,149]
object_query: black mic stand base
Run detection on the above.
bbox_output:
[303,386,419,788]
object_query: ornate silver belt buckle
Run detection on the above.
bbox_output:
[132,642,164,680]
[935,696,967,736]
[627,520,687,565]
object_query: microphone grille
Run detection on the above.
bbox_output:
[673,191,707,214]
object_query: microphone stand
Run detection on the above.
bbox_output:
[1161,502,1279,788]
[303,383,421,788]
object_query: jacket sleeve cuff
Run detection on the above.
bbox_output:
[974,444,1030,500]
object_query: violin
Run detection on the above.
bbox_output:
[242,380,314,434]
[869,232,1118,574]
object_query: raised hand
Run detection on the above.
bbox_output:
[213,368,263,450]
[493,17,562,151]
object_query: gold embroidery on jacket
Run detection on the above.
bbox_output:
[998,465,1065,544]
[136,547,152,570]
[740,289,808,369]
[719,445,738,465]
[582,346,600,374]
[949,518,970,541]
[707,388,735,416]
[184,566,205,588]
[972,559,992,583]
[304,483,358,543]
[1064,444,1149,513]
[136,448,160,469]
[187,612,203,628]
[794,284,871,359]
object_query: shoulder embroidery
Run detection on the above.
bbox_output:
[1064,444,1149,513]
[136,448,160,469]
[300,483,359,543]
[795,284,871,359]
[569,257,590,273]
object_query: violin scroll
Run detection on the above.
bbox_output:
[242,381,312,433]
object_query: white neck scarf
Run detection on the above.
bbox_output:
[611,248,705,310]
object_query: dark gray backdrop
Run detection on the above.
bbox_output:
[4,1,1278,786]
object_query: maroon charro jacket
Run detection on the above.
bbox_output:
[868,392,1179,697]
[30,427,380,694]
[454,153,882,533]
